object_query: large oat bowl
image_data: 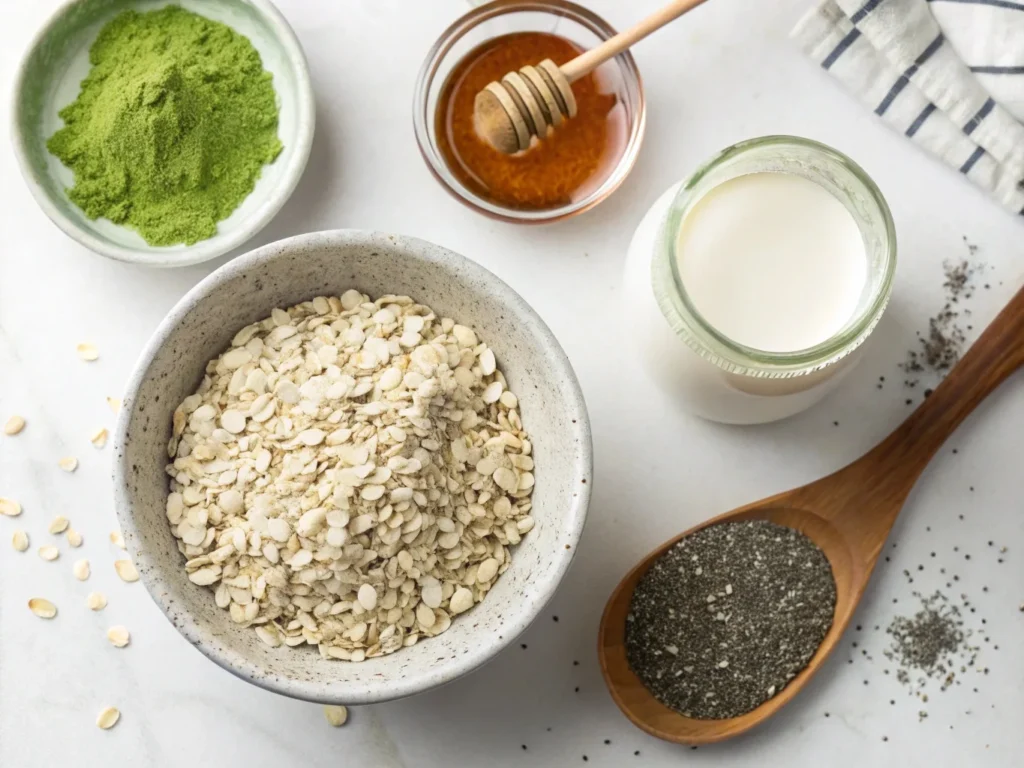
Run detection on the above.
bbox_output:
[113,230,591,704]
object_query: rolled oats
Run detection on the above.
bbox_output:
[90,428,109,449]
[29,598,57,619]
[12,530,29,552]
[49,516,70,534]
[107,625,131,647]
[165,293,536,660]
[73,559,91,581]
[76,343,99,362]
[58,457,78,473]
[87,592,107,611]
[96,707,119,729]
[0,497,22,517]
[324,705,348,726]
[4,415,25,435]
[114,559,139,583]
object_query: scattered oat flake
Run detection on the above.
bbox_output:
[107,625,130,647]
[90,428,108,448]
[39,545,59,561]
[76,343,99,361]
[12,530,29,552]
[107,397,122,414]
[110,530,126,549]
[48,515,70,534]
[67,529,83,547]
[29,598,57,619]
[58,456,78,472]
[87,592,107,611]
[96,707,119,729]
[114,559,139,582]
[4,415,25,435]
[324,705,348,727]
[0,497,23,517]
[73,559,91,581]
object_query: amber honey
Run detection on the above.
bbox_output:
[435,31,629,211]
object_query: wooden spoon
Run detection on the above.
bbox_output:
[474,0,710,154]
[598,283,1024,746]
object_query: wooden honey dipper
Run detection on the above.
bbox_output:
[474,0,710,154]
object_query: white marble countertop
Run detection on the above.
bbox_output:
[2,0,1022,765]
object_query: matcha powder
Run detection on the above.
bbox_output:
[47,7,283,246]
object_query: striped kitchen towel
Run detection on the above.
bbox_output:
[793,0,1024,215]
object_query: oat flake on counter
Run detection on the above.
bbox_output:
[29,598,57,619]
[11,530,29,552]
[87,592,108,611]
[114,559,139,582]
[95,707,120,730]
[90,428,108,448]
[76,343,99,362]
[107,625,131,648]
[3,415,25,435]
[0,497,23,517]
[165,291,535,660]
[324,705,349,726]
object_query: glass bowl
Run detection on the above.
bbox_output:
[413,0,646,224]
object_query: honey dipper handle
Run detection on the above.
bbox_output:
[560,0,711,82]
[816,283,1024,523]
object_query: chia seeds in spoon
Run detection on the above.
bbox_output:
[625,520,836,719]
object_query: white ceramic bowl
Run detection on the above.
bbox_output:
[11,0,314,267]
[113,230,592,703]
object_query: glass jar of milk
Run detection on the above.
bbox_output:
[623,136,896,424]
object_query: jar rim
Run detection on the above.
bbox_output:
[411,0,647,224]
[655,135,898,376]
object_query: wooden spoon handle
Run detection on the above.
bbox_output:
[560,0,710,82]
[865,283,1024,483]
[806,283,1024,527]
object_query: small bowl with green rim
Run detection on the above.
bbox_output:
[11,0,314,267]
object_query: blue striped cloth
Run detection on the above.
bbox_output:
[793,0,1024,215]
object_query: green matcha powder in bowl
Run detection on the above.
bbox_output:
[48,6,284,246]
[12,0,314,266]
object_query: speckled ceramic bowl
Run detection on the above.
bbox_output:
[11,0,313,267]
[113,230,592,703]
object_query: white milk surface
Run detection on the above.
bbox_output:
[675,172,867,353]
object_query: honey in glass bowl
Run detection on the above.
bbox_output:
[435,31,630,211]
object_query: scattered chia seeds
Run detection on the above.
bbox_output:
[624,520,836,719]
[901,258,984,392]
[884,591,978,694]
